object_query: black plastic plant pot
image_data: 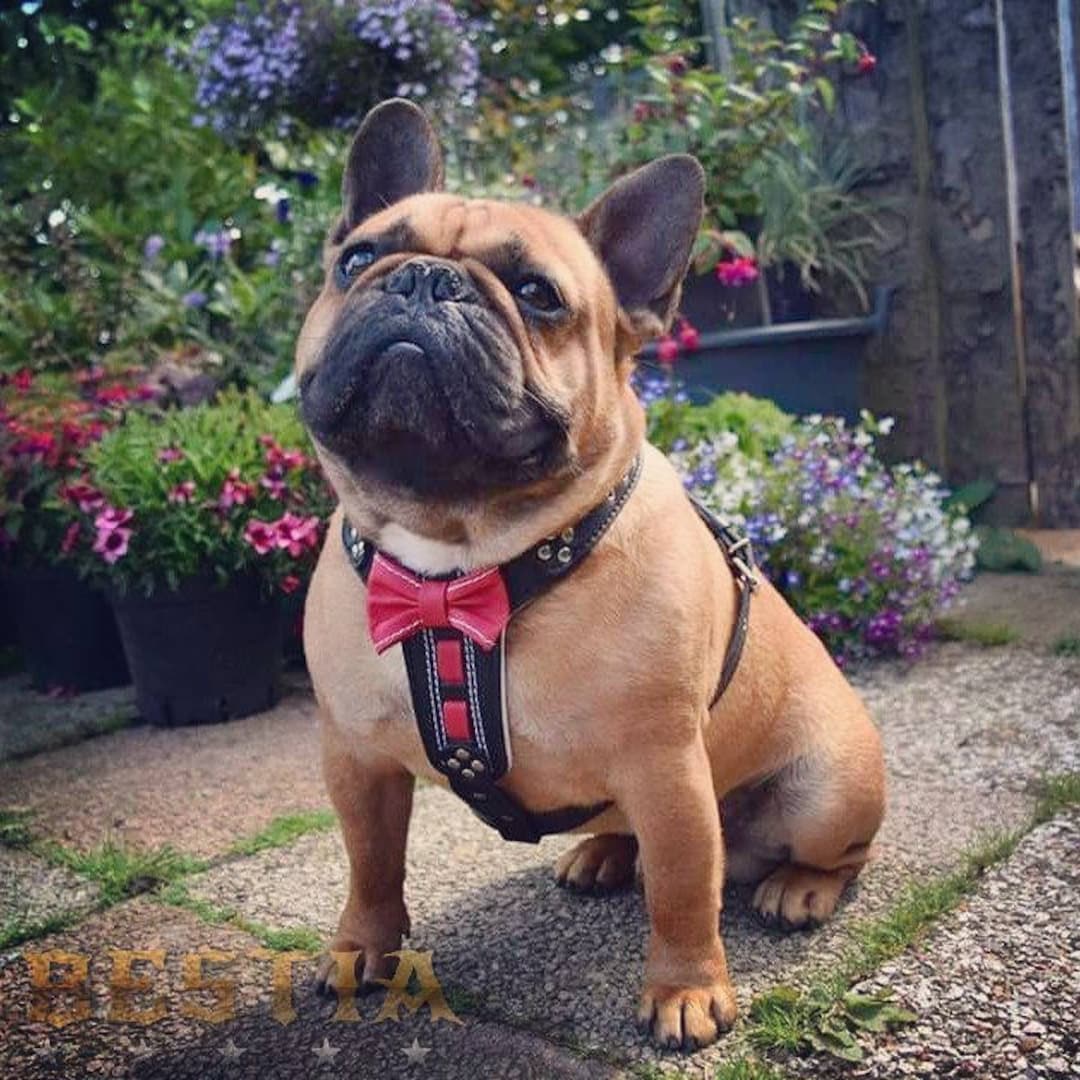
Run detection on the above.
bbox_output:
[4,565,130,692]
[110,575,284,727]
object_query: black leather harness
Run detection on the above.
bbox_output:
[342,456,757,843]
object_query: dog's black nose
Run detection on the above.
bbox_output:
[384,259,475,305]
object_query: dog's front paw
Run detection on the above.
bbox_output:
[554,834,638,893]
[637,978,737,1050]
[313,907,409,998]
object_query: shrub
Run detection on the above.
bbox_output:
[62,390,333,596]
[186,1,479,137]
[664,406,978,664]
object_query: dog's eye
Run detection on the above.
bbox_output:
[336,244,377,287]
[514,276,563,314]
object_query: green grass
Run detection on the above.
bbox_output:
[230,809,337,856]
[159,881,322,953]
[41,840,206,905]
[935,616,1019,647]
[715,1058,788,1080]
[745,771,1080,1064]
[1051,633,1080,657]
[0,911,76,951]
[0,807,34,848]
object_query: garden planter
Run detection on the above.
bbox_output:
[652,286,892,419]
[110,575,283,726]
[3,565,130,692]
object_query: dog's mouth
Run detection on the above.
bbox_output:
[300,299,568,499]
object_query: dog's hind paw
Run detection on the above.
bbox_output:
[554,833,638,894]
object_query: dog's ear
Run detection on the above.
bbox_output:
[578,155,705,340]
[335,99,444,241]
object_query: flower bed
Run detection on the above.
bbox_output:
[639,372,977,664]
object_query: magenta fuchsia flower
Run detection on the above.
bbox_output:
[280,574,301,595]
[657,337,679,365]
[265,445,307,470]
[167,481,197,505]
[857,51,877,75]
[158,447,184,464]
[677,322,701,351]
[243,519,277,555]
[716,256,760,287]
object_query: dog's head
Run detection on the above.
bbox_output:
[297,100,702,548]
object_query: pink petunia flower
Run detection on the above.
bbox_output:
[243,519,277,555]
[62,481,105,513]
[274,513,321,558]
[95,506,134,532]
[60,522,81,555]
[266,445,307,470]
[167,480,197,505]
[219,468,254,509]
[260,468,287,499]
[677,320,701,351]
[158,447,184,464]
[93,526,132,564]
[280,574,301,595]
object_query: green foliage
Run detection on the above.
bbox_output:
[74,390,332,595]
[1033,771,1080,823]
[973,526,1043,573]
[0,807,34,848]
[943,478,996,515]
[698,139,885,312]
[646,390,795,455]
[44,840,206,905]
[1052,634,1080,657]
[161,882,322,953]
[935,617,1019,647]
[714,1061,787,1080]
[230,810,337,857]
[0,912,76,951]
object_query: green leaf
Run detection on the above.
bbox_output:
[814,77,836,112]
[943,479,995,513]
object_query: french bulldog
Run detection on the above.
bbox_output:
[297,99,885,1050]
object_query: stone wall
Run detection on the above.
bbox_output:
[730,0,1080,524]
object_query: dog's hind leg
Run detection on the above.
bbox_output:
[555,833,638,893]
[727,709,885,930]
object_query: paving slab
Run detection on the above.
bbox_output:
[184,644,1080,1071]
[788,809,1080,1079]
[0,897,620,1079]
[0,685,325,859]
[945,567,1080,649]
[0,848,100,931]
[0,675,138,763]
[1016,528,1080,569]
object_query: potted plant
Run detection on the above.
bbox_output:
[62,389,333,726]
[602,2,890,417]
[0,366,151,692]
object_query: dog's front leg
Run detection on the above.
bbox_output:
[315,715,414,996]
[618,729,736,1049]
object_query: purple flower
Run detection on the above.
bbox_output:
[182,290,208,308]
[143,234,165,261]
[275,197,290,224]
[194,229,231,259]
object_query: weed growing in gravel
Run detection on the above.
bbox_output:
[746,771,1080,1065]
[230,809,337,856]
[1052,634,1080,657]
[42,841,206,904]
[0,807,34,847]
[714,1060,788,1080]
[935,617,1019,646]
[159,881,321,953]
[0,911,75,950]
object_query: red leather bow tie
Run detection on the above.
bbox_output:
[366,553,512,654]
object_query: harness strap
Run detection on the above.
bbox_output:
[342,458,755,843]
